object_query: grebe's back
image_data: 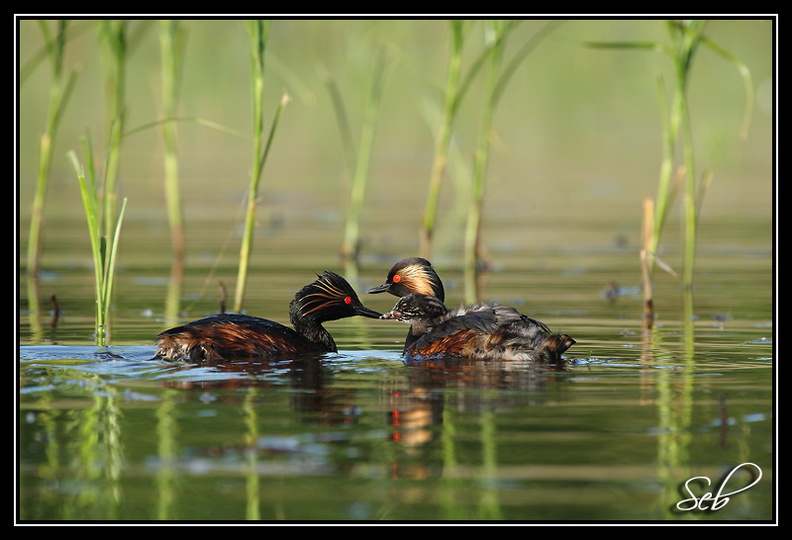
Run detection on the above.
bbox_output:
[382,293,574,364]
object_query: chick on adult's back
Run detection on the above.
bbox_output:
[381,293,574,364]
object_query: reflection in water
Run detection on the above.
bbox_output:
[649,287,698,519]
[19,254,773,521]
[387,358,572,486]
[20,371,126,520]
[146,356,358,521]
[24,276,61,345]
[160,356,352,424]
[120,353,576,519]
[19,324,773,521]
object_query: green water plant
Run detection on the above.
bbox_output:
[158,20,187,324]
[25,21,79,330]
[463,21,559,303]
[588,20,753,325]
[463,21,505,303]
[420,20,467,260]
[98,20,128,240]
[420,20,560,266]
[158,20,187,265]
[338,47,390,277]
[233,20,290,313]
[68,139,128,347]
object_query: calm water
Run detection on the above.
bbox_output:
[18,213,775,523]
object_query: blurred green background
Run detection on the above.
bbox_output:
[18,18,773,265]
[16,21,775,523]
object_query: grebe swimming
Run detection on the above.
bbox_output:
[381,293,574,364]
[155,271,380,363]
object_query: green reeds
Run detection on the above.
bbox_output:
[25,21,79,331]
[339,48,390,277]
[68,140,128,347]
[463,21,505,304]
[588,20,753,326]
[233,20,290,313]
[462,21,559,303]
[421,21,560,265]
[659,21,706,294]
[98,20,127,240]
[158,20,187,323]
[420,20,467,259]
[64,19,132,346]
[158,20,186,263]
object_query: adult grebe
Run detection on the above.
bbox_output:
[367,257,445,301]
[381,293,575,364]
[155,271,380,363]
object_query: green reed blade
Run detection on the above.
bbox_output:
[341,47,390,275]
[234,21,290,313]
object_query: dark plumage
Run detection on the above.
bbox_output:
[154,271,381,363]
[381,293,575,364]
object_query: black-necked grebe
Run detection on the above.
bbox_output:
[381,293,575,364]
[367,257,445,301]
[367,257,445,349]
[154,271,381,363]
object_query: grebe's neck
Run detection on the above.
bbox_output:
[290,312,337,352]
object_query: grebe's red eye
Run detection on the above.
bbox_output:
[392,274,401,283]
[344,296,353,305]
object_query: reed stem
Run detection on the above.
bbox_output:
[158,20,186,261]
[588,20,752,317]
[233,20,270,313]
[99,20,127,240]
[234,21,290,312]
[464,21,503,304]
[159,20,187,323]
[422,21,559,264]
[462,21,555,303]
[341,48,389,276]
[69,142,128,347]
[420,21,466,259]
[26,21,78,333]
[640,196,655,328]
[669,20,704,289]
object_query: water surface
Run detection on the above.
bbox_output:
[18,215,774,522]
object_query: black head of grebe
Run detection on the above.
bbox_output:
[367,257,445,302]
[288,270,381,334]
[154,271,380,363]
[381,293,575,364]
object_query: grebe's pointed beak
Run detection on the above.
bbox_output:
[366,282,390,294]
[380,309,402,320]
[355,304,383,319]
